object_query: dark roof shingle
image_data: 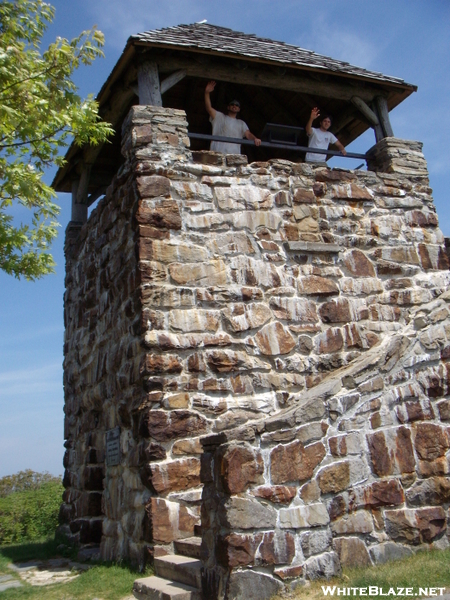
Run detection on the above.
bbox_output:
[130,23,411,87]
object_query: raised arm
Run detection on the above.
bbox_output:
[306,106,320,136]
[244,129,261,146]
[204,80,217,119]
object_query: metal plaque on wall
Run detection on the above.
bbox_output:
[106,427,121,467]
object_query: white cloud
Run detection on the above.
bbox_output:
[0,362,62,398]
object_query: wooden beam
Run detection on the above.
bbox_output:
[154,54,381,102]
[160,69,187,94]
[351,96,379,127]
[138,61,162,106]
[375,95,394,137]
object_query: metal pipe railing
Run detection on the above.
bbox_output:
[188,133,367,160]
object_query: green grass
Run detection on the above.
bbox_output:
[273,548,450,600]
[0,538,152,599]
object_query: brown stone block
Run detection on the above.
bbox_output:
[313,182,326,197]
[417,457,450,477]
[293,188,316,204]
[438,246,450,270]
[140,410,209,442]
[343,249,376,277]
[270,297,318,323]
[138,224,170,240]
[145,497,197,544]
[331,510,374,535]
[283,224,300,240]
[133,124,152,146]
[221,444,264,494]
[169,260,227,286]
[372,247,420,265]
[220,497,277,529]
[414,423,449,461]
[230,374,254,394]
[274,564,304,580]
[395,399,435,424]
[218,531,295,568]
[258,531,296,565]
[139,261,167,284]
[147,457,200,494]
[141,353,183,374]
[299,481,320,505]
[315,169,356,183]
[137,200,181,229]
[254,322,296,356]
[327,494,348,521]
[270,440,326,484]
[437,400,450,421]
[367,427,415,477]
[298,275,339,296]
[329,436,347,457]
[406,210,438,228]
[206,350,265,373]
[187,354,207,373]
[333,537,371,567]
[362,479,405,508]
[384,507,446,545]
[406,476,450,506]
[172,438,203,455]
[218,532,262,567]
[330,183,373,200]
[319,298,352,324]
[252,485,297,504]
[315,328,344,354]
[318,462,350,494]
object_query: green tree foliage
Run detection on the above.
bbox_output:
[0,0,113,280]
[0,471,63,544]
[0,469,61,498]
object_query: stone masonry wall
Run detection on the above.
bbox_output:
[62,104,450,573]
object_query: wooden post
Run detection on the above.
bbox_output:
[370,101,385,142]
[71,179,87,223]
[375,96,394,138]
[138,61,162,106]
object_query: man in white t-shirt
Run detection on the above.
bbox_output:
[204,81,261,154]
[305,107,347,162]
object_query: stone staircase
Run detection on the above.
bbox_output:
[133,536,202,600]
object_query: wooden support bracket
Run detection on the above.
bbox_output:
[351,96,379,127]
[160,69,187,94]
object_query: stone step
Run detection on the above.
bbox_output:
[133,574,201,600]
[154,555,202,590]
[174,537,202,559]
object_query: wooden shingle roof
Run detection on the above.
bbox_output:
[53,22,417,195]
[130,23,412,88]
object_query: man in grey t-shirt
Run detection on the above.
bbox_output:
[204,81,261,154]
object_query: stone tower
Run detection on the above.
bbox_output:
[54,24,450,600]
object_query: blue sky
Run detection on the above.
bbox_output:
[1,0,449,477]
